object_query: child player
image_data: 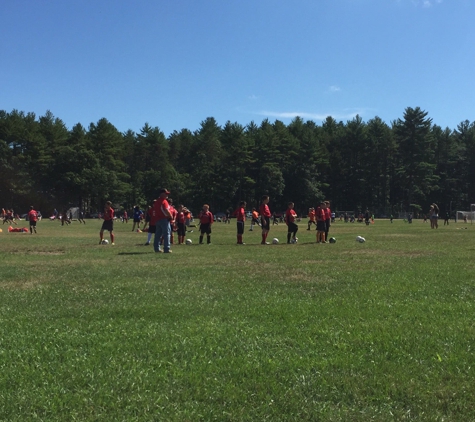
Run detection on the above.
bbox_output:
[249,208,260,231]
[307,207,316,230]
[285,202,298,243]
[324,201,331,242]
[316,201,326,243]
[99,201,115,245]
[28,205,38,234]
[176,205,186,244]
[144,201,156,246]
[235,201,246,244]
[259,195,271,245]
[168,198,178,245]
[198,204,214,244]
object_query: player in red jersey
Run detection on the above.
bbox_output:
[259,195,271,244]
[234,201,246,244]
[28,205,38,234]
[285,202,298,244]
[307,207,316,230]
[99,201,115,245]
[198,204,213,244]
[168,198,178,245]
[144,201,156,246]
[315,201,326,243]
[176,205,186,244]
[324,201,332,243]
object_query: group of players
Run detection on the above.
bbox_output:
[98,191,333,251]
[1,206,39,234]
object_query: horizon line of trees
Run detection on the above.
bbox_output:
[1,107,475,216]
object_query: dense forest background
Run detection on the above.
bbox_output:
[1,107,475,217]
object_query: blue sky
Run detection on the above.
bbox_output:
[1,0,474,136]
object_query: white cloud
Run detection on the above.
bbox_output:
[248,94,259,101]
[329,85,341,92]
[257,110,363,121]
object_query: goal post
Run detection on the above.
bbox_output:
[456,205,475,223]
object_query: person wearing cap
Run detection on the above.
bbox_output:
[152,188,173,253]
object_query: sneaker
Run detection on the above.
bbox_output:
[164,250,172,253]
[144,242,150,246]
[155,249,163,253]
[111,243,115,246]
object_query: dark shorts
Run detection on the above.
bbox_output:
[237,220,244,235]
[261,216,270,231]
[148,225,156,234]
[200,223,212,235]
[317,221,326,231]
[287,222,298,233]
[101,220,113,232]
[177,223,186,236]
[325,220,330,232]
[29,221,37,227]
[133,218,141,223]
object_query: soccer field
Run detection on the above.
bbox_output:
[1,218,474,421]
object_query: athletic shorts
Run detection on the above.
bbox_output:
[237,220,244,235]
[29,221,37,227]
[287,222,298,233]
[200,223,212,235]
[261,216,270,230]
[101,220,113,232]
[325,220,330,231]
[133,218,141,223]
[148,225,156,234]
[177,223,186,236]
[317,221,326,232]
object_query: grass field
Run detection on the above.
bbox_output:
[0,217,474,421]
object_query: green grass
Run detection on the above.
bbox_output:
[1,218,474,421]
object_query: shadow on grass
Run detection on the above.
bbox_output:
[118,252,150,255]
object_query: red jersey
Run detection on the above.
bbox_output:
[103,208,114,221]
[235,207,245,222]
[316,207,325,221]
[324,207,331,221]
[308,210,316,221]
[169,206,177,221]
[259,203,271,218]
[153,198,170,222]
[177,211,185,224]
[28,209,38,222]
[199,210,213,225]
[285,209,297,225]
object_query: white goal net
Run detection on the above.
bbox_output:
[455,204,475,223]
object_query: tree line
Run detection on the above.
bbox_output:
[1,107,474,216]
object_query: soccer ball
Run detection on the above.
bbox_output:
[356,236,365,243]
[329,237,336,243]
[290,237,298,244]
[101,239,109,245]
[272,238,279,244]
[186,239,193,245]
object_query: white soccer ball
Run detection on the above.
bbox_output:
[186,239,193,245]
[291,237,298,244]
[101,239,109,245]
[272,238,279,244]
[358,237,366,243]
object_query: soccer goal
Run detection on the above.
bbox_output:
[455,204,475,223]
